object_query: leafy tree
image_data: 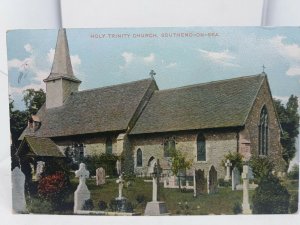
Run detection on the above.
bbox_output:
[288,164,299,180]
[222,152,243,173]
[249,155,274,182]
[170,148,193,190]
[274,95,299,167]
[23,88,46,115]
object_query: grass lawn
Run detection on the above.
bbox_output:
[70,176,255,215]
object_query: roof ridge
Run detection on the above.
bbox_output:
[154,73,266,93]
[73,78,153,94]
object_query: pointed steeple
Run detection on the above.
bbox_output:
[44,28,81,83]
[44,28,81,109]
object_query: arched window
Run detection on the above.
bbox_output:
[136,148,142,167]
[164,137,175,157]
[197,134,206,161]
[106,137,112,154]
[259,106,268,155]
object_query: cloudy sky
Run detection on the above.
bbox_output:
[6,27,300,110]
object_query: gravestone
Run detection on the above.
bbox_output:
[116,160,121,175]
[242,165,252,214]
[207,166,217,194]
[116,174,125,200]
[74,163,90,213]
[195,169,206,195]
[12,167,27,213]
[144,160,168,216]
[231,167,241,191]
[35,161,45,181]
[96,167,105,186]
[224,159,232,181]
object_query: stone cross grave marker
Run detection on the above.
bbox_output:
[96,167,105,186]
[12,167,27,213]
[74,163,90,212]
[231,167,241,191]
[151,159,162,202]
[224,159,232,181]
[242,165,252,214]
[36,161,45,181]
[116,160,121,175]
[116,173,125,199]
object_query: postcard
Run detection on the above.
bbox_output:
[7,27,299,215]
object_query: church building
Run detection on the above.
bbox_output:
[17,29,286,180]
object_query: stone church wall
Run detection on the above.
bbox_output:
[244,78,286,171]
[130,130,238,179]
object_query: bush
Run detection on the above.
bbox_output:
[109,199,134,213]
[218,178,231,187]
[252,174,290,214]
[222,152,243,173]
[27,197,54,214]
[83,154,119,176]
[82,199,94,210]
[38,171,70,206]
[289,192,298,214]
[98,200,108,211]
[233,202,242,214]
[249,156,274,181]
[136,194,146,204]
[288,164,299,180]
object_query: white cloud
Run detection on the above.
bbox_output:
[165,62,177,68]
[274,96,289,104]
[122,52,134,65]
[143,53,155,64]
[270,36,300,61]
[24,43,33,53]
[286,66,300,76]
[198,49,239,67]
[47,48,55,63]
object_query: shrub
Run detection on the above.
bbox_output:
[136,194,146,204]
[288,164,299,180]
[249,156,274,181]
[218,178,231,187]
[27,197,54,214]
[233,202,242,214]
[109,199,134,212]
[222,152,243,173]
[252,174,290,214]
[83,154,119,176]
[289,192,298,214]
[98,200,108,211]
[82,199,94,211]
[38,171,70,206]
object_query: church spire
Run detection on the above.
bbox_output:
[44,28,81,83]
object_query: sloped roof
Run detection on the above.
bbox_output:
[18,136,64,157]
[20,78,155,138]
[130,74,266,134]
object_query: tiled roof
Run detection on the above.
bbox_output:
[20,79,155,138]
[130,74,266,134]
[18,136,64,157]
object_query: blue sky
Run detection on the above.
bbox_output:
[7,27,300,110]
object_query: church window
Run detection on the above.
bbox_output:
[164,137,175,157]
[259,105,268,155]
[106,137,113,154]
[136,148,142,167]
[197,134,206,161]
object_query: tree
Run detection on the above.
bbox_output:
[170,149,193,190]
[273,95,299,168]
[249,155,274,182]
[23,88,46,115]
[222,152,243,173]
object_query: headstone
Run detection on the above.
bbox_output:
[74,163,90,213]
[116,173,125,199]
[96,167,105,186]
[12,167,27,213]
[144,159,168,215]
[193,169,196,197]
[224,159,232,181]
[207,166,218,194]
[35,161,45,181]
[242,165,252,214]
[231,167,241,191]
[116,160,121,175]
[195,169,206,195]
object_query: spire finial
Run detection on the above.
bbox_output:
[149,70,156,79]
[262,64,266,73]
